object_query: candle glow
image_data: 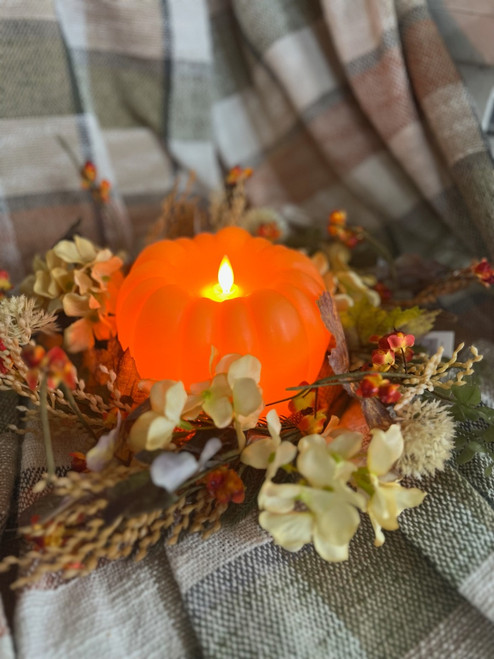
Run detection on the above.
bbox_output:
[202,255,241,301]
[116,227,331,410]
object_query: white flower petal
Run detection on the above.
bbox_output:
[128,412,174,452]
[266,441,297,480]
[150,380,187,425]
[297,435,336,488]
[215,353,241,375]
[74,235,98,262]
[227,354,261,386]
[44,249,63,270]
[313,532,350,562]
[209,373,232,398]
[259,511,313,552]
[258,481,302,513]
[314,501,361,547]
[367,481,425,546]
[145,417,176,451]
[197,437,222,469]
[241,436,279,469]
[368,484,395,530]
[369,513,386,547]
[392,484,426,513]
[203,394,233,428]
[305,482,365,515]
[233,378,263,417]
[182,394,203,420]
[151,451,198,492]
[164,381,187,423]
[327,430,362,459]
[86,413,122,472]
[94,247,114,263]
[367,424,404,476]
[266,408,281,439]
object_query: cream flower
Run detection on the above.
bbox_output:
[184,354,264,449]
[395,399,455,478]
[335,270,380,308]
[86,412,122,472]
[53,235,99,264]
[362,425,426,546]
[29,250,74,310]
[241,409,281,469]
[243,207,288,241]
[21,235,124,352]
[128,380,187,452]
[258,434,365,562]
[150,437,222,493]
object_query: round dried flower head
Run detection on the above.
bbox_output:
[395,398,455,478]
[243,207,288,242]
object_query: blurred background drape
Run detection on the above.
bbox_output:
[1,0,493,284]
[1,2,494,658]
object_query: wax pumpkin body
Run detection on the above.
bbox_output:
[116,227,331,408]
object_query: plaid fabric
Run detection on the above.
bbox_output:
[2,404,494,658]
[1,1,494,657]
[1,0,494,283]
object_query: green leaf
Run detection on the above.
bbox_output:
[477,407,494,423]
[454,435,468,449]
[452,384,482,407]
[179,420,195,431]
[340,299,438,346]
[449,403,466,422]
[484,463,493,477]
[456,444,480,465]
[449,403,479,422]
[480,425,494,443]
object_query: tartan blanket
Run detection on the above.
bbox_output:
[1,382,494,658]
[1,0,494,657]
[1,0,494,285]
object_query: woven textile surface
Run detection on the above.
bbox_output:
[1,0,494,282]
[1,395,494,658]
[1,0,494,657]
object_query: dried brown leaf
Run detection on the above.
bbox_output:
[317,292,349,375]
[360,398,393,431]
[114,348,147,405]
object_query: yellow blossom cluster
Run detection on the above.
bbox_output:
[242,420,425,561]
[312,243,380,313]
[396,343,483,409]
[128,354,264,453]
[21,236,124,352]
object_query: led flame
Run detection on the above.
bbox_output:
[218,255,234,294]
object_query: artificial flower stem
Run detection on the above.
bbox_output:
[61,383,98,440]
[39,376,56,479]
[265,394,297,407]
[287,370,411,391]
[178,449,241,491]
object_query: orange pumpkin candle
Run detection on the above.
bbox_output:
[116,227,331,408]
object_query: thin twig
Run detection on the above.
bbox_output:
[61,383,98,440]
[40,376,56,478]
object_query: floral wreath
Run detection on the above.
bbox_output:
[0,158,493,588]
